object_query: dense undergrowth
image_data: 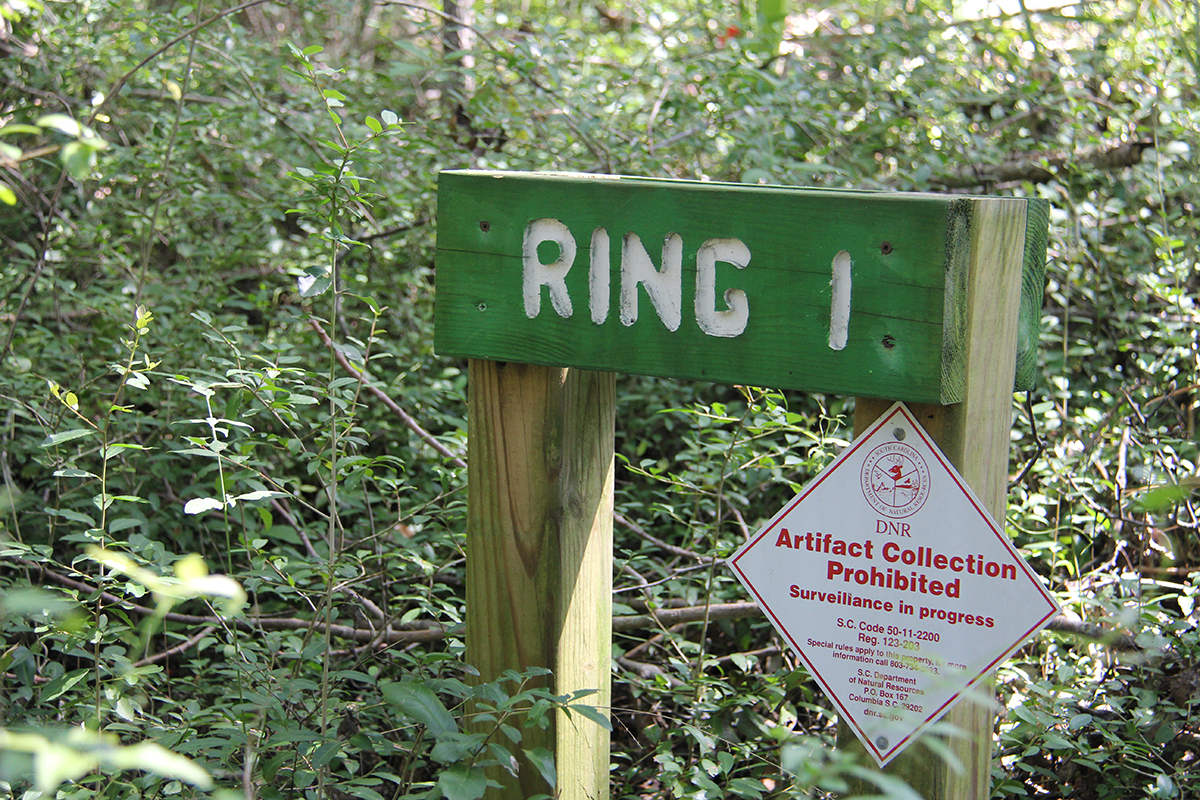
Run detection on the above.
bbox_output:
[1,0,1198,798]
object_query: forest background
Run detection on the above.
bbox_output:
[0,0,1197,798]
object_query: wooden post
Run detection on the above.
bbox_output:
[838,198,1031,798]
[466,360,614,800]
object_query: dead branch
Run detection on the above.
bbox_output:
[133,626,217,667]
[932,139,1154,189]
[26,561,449,644]
[27,560,1142,652]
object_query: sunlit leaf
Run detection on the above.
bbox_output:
[60,141,94,178]
[230,490,288,502]
[0,123,42,136]
[1129,484,1192,513]
[36,113,82,137]
[39,429,96,447]
[52,468,97,479]
[183,497,227,514]
[298,266,332,297]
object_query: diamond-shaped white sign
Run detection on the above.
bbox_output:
[728,402,1060,766]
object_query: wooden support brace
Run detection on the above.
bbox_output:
[466,360,615,800]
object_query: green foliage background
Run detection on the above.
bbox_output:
[0,0,1197,798]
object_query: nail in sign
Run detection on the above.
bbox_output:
[727,403,1061,766]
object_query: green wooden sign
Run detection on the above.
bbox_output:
[435,170,1047,404]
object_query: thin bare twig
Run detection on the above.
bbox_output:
[269,497,321,559]
[614,510,716,562]
[133,626,217,667]
[611,601,761,632]
[714,646,782,667]
[308,319,466,468]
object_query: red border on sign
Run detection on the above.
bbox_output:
[728,403,1061,765]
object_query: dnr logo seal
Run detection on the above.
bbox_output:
[860,441,930,518]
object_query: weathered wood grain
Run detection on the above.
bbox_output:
[465,361,614,800]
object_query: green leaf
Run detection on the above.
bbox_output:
[36,113,82,137]
[381,109,399,127]
[334,342,364,364]
[381,681,458,738]
[365,116,383,133]
[728,777,765,798]
[1129,484,1191,513]
[0,123,42,136]
[0,181,15,205]
[60,141,95,178]
[45,507,95,526]
[565,703,612,731]
[0,588,78,620]
[298,266,332,298]
[523,747,556,790]
[429,732,482,765]
[340,783,387,800]
[0,729,212,792]
[40,429,97,447]
[89,495,146,511]
[311,739,341,768]
[40,668,90,703]
[104,443,150,460]
[437,764,488,800]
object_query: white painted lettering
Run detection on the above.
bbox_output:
[620,232,682,331]
[523,218,576,319]
[829,249,852,350]
[522,220,751,338]
[695,238,750,337]
[589,227,610,324]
